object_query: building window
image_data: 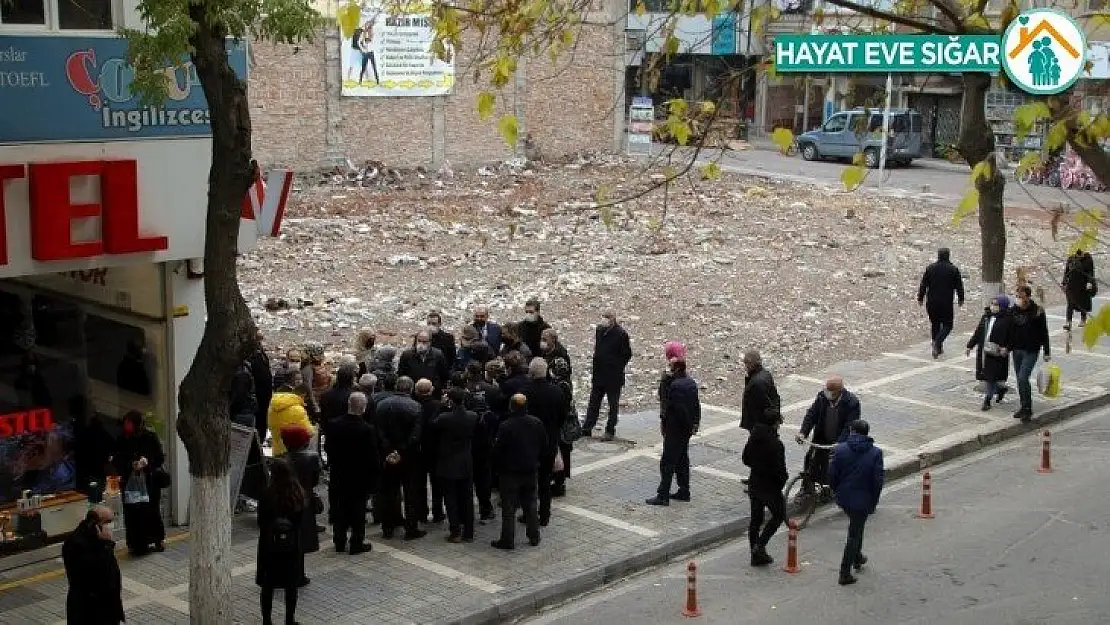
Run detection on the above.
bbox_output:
[57,0,112,29]
[1089,0,1106,11]
[0,0,47,25]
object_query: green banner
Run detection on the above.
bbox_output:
[774,34,1002,73]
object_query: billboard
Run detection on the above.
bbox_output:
[0,35,248,144]
[337,1,455,97]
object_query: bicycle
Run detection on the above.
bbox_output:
[782,438,838,530]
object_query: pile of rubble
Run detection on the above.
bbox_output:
[239,158,1073,411]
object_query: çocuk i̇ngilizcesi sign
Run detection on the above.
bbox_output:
[0,36,248,144]
[774,9,1087,96]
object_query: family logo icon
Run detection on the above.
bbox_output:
[1001,9,1086,95]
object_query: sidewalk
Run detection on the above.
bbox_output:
[1,303,1108,625]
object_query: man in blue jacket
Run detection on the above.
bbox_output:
[796,376,860,491]
[828,419,884,586]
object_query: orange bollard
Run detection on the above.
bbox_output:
[1037,430,1053,473]
[783,520,800,574]
[681,560,702,617]
[915,471,935,519]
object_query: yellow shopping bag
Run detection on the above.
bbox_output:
[1041,363,1062,399]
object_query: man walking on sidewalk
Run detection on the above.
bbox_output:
[1006,285,1051,422]
[828,420,884,586]
[917,247,965,358]
[582,310,633,441]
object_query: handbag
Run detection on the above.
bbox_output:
[1039,363,1062,398]
[553,452,565,473]
[122,471,150,505]
[559,382,582,444]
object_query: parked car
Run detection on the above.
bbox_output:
[794,108,924,168]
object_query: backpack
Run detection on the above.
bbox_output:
[558,380,582,444]
[268,515,298,554]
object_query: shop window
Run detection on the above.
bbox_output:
[31,295,83,359]
[84,315,152,397]
[57,0,112,29]
[0,0,46,25]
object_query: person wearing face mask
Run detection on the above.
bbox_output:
[472,306,503,354]
[520,299,551,356]
[63,505,125,624]
[398,330,450,396]
[423,311,457,369]
[582,310,633,441]
[112,411,166,555]
[1004,286,1051,422]
[539,328,571,376]
[646,348,700,506]
[796,376,860,491]
[967,295,1014,411]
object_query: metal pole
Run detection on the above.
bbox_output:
[802,78,810,132]
[878,71,893,189]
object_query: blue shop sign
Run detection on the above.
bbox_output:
[0,35,248,144]
[711,13,737,55]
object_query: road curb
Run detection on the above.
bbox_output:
[440,390,1110,625]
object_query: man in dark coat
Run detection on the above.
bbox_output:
[740,350,781,432]
[1063,248,1096,330]
[229,359,258,427]
[917,247,966,359]
[520,298,551,357]
[472,306,503,355]
[582,310,633,441]
[647,359,700,506]
[742,416,788,567]
[398,331,450,396]
[472,361,503,520]
[425,310,458,371]
[498,352,531,405]
[828,420,884,586]
[1005,286,1052,421]
[374,377,427,540]
[491,394,548,550]
[319,363,358,425]
[433,387,481,542]
[249,332,274,444]
[522,359,567,525]
[325,392,379,554]
[797,376,861,487]
[414,379,445,523]
[967,294,1014,411]
[63,506,125,625]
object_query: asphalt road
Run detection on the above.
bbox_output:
[523,405,1110,625]
[675,144,1110,211]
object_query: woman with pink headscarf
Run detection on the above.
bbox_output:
[647,341,701,506]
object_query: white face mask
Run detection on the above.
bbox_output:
[525,313,537,323]
[416,343,429,354]
[990,304,1001,314]
[601,318,613,328]
[540,341,549,350]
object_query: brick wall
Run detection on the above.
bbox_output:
[249,22,620,171]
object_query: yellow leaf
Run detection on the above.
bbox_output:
[813,7,824,25]
[664,165,678,179]
[1082,307,1108,349]
[852,152,866,167]
[1045,120,1068,152]
[1014,102,1051,141]
[840,165,865,191]
[561,29,575,47]
[964,12,989,30]
[999,0,1019,32]
[498,115,519,147]
[635,0,647,16]
[1071,228,1099,255]
[667,98,688,116]
[595,183,611,204]
[771,127,794,152]
[669,120,691,145]
[477,92,495,122]
[952,189,979,225]
[664,34,681,57]
[1094,12,1110,27]
[971,160,993,183]
[600,206,614,230]
[699,100,716,115]
[700,162,722,181]
[1076,207,1104,229]
[1015,151,1042,178]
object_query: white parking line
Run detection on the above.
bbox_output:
[556,504,660,538]
[871,391,992,419]
[691,465,748,483]
[373,542,504,593]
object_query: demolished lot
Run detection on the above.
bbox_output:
[240,154,1076,410]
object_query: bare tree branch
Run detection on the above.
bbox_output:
[821,0,956,34]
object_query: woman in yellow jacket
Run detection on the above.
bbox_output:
[268,384,315,457]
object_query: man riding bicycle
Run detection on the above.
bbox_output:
[796,376,861,491]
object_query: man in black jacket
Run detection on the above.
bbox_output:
[326,392,379,554]
[319,363,358,425]
[491,394,548,550]
[917,247,966,358]
[522,359,567,525]
[582,310,633,441]
[742,415,788,567]
[425,310,458,371]
[797,376,861,488]
[63,506,125,624]
[740,350,780,432]
[647,359,700,506]
[434,387,481,542]
[398,331,450,396]
[1007,285,1052,421]
[249,332,273,444]
[414,379,445,524]
[520,298,551,357]
[374,377,427,540]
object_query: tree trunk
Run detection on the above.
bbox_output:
[177,11,258,624]
[957,73,1007,305]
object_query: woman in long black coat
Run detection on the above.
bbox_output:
[1063,249,1097,329]
[112,411,166,555]
[256,458,306,625]
[966,295,1014,411]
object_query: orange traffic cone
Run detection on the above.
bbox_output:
[681,560,702,617]
[1037,430,1053,473]
[783,520,800,574]
[915,471,935,519]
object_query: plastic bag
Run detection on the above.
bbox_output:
[1043,363,1062,398]
[123,471,150,505]
[553,452,565,473]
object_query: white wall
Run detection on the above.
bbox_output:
[626,13,757,56]
[166,263,206,525]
